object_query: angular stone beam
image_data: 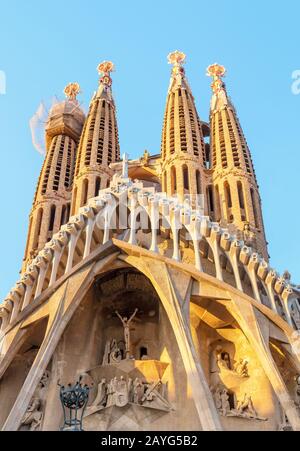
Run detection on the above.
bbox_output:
[118,253,222,431]
[2,251,118,431]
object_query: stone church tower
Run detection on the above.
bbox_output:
[207,64,268,260]
[161,51,206,205]
[1,54,300,432]
[71,61,120,215]
[22,83,85,272]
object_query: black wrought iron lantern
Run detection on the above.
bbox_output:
[59,378,89,431]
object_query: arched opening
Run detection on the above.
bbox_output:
[171,166,177,195]
[183,165,189,192]
[32,208,43,251]
[250,188,259,229]
[60,205,66,226]
[238,265,255,299]
[207,185,214,220]
[199,239,216,278]
[224,182,233,222]
[257,280,270,308]
[65,202,70,223]
[81,179,88,207]
[48,205,56,233]
[215,185,221,221]
[163,171,167,193]
[219,250,236,288]
[237,181,246,221]
[95,177,101,197]
[196,170,201,195]
[71,186,77,216]
[140,346,148,360]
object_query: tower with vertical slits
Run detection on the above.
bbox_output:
[22,83,85,272]
[207,64,268,259]
[160,51,207,206]
[71,61,120,215]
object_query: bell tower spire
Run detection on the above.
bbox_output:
[207,64,268,259]
[160,51,206,204]
[22,83,85,271]
[71,61,120,215]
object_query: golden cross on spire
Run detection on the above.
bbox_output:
[206,63,226,94]
[64,82,81,101]
[97,61,115,87]
[167,50,186,66]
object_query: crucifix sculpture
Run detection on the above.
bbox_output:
[115,308,138,359]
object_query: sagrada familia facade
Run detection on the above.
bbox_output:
[0,52,300,431]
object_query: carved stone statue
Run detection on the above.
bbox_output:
[115,308,138,358]
[282,270,291,282]
[236,394,258,418]
[234,359,249,378]
[243,223,256,248]
[212,386,222,411]
[212,384,267,421]
[102,338,122,365]
[142,149,150,165]
[115,376,129,407]
[212,386,231,416]
[110,339,122,363]
[21,396,43,431]
[133,377,144,404]
[91,378,107,409]
[85,374,171,414]
[141,380,172,411]
[215,347,231,370]
[220,389,231,416]
[20,371,50,431]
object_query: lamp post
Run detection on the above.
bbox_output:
[59,378,89,431]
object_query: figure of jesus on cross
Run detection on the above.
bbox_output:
[115,308,138,359]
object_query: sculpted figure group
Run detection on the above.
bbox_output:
[86,376,171,413]
[211,347,267,421]
[215,347,249,378]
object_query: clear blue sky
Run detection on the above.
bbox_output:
[0,0,299,300]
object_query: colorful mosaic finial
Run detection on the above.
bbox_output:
[64,82,81,100]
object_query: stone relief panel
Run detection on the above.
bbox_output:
[212,385,266,421]
[209,338,270,423]
[82,360,173,431]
